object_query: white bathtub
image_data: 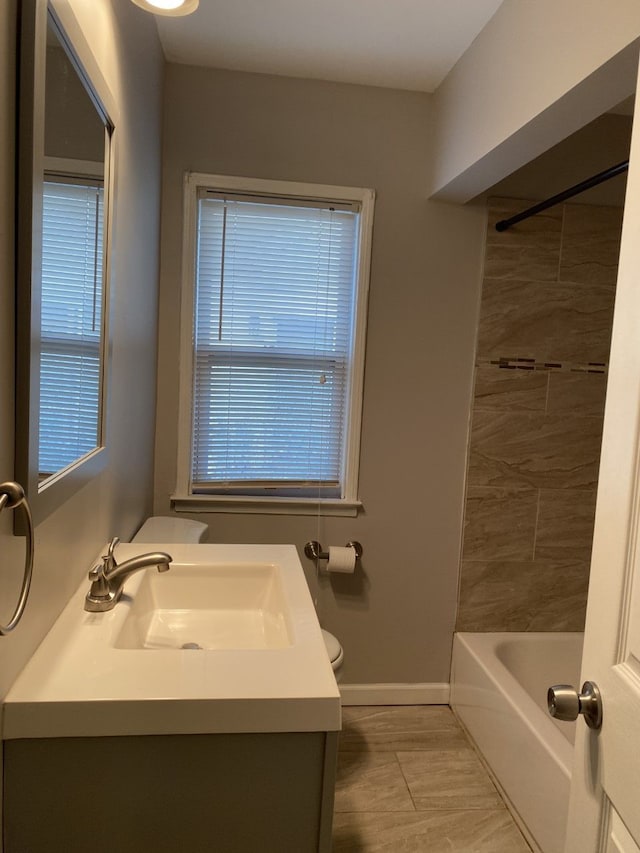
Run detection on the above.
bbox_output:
[451,632,583,853]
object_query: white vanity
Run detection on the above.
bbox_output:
[3,543,340,852]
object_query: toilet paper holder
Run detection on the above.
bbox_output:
[304,540,363,562]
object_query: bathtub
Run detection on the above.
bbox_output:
[451,632,583,853]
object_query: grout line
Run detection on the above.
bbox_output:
[531,488,541,561]
[394,750,419,813]
[451,709,536,851]
[544,370,550,415]
[334,706,534,850]
[557,203,566,283]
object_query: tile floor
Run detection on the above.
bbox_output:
[332,705,532,852]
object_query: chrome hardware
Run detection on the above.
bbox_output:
[547,681,603,730]
[0,481,35,634]
[84,539,172,612]
[304,540,363,562]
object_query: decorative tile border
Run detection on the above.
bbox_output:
[481,357,607,375]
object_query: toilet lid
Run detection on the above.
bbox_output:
[321,629,343,666]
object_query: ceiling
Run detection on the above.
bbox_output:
[155,0,505,93]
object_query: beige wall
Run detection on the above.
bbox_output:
[457,197,622,631]
[431,0,640,200]
[0,0,21,697]
[155,65,486,685]
[0,0,163,705]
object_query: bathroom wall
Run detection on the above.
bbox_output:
[0,0,163,701]
[430,0,640,200]
[154,64,487,687]
[457,196,623,631]
[0,0,20,694]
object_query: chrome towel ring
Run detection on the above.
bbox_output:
[0,481,34,634]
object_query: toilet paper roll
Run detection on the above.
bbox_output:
[327,545,357,574]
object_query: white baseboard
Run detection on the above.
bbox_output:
[339,682,450,706]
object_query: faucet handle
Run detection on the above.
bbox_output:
[87,560,111,601]
[88,561,105,581]
[87,557,108,583]
[106,537,120,558]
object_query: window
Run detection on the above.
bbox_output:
[175,174,374,514]
[39,175,104,477]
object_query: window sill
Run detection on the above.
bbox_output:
[171,494,362,517]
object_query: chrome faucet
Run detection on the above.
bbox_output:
[84,537,172,612]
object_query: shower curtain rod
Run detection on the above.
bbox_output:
[495,159,629,232]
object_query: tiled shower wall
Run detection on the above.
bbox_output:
[456,197,623,632]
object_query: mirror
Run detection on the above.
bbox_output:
[16,0,115,524]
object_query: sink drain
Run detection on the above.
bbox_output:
[181,642,202,650]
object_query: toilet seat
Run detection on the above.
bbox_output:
[321,629,344,671]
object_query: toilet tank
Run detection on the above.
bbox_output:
[132,516,208,544]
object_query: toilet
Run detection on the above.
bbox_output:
[321,629,344,682]
[132,515,208,544]
[131,517,344,680]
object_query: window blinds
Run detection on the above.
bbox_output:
[192,194,359,495]
[39,180,103,476]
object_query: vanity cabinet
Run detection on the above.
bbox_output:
[4,730,338,852]
[2,545,341,852]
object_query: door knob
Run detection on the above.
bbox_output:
[547,681,602,730]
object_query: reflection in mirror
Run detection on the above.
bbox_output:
[40,18,106,480]
[16,0,114,525]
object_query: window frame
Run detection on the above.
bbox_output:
[173,172,375,516]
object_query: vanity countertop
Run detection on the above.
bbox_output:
[3,543,341,739]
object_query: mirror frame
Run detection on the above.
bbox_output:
[15,0,118,525]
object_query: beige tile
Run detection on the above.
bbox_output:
[334,751,414,813]
[484,243,561,282]
[341,705,459,732]
[547,371,608,416]
[340,706,466,752]
[333,809,531,852]
[397,748,503,810]
[457,559,589,632]
[485,197,562,282]
[463,486,537,561]
[477,278,615,364]
[526,589,589,631]
[560,203,623,287]
[474,364,548,412]
[468,411,603,490]
[535,489,597,561]
[487,197,563,237]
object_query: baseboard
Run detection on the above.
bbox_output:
[339,682,450,706]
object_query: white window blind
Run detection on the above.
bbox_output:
[39,179,103,476]
[192,193,360,497]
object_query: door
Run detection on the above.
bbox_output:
[564,74,640,852]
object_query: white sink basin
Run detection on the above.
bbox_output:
[3,543,340,740]
[114,563,292,650]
